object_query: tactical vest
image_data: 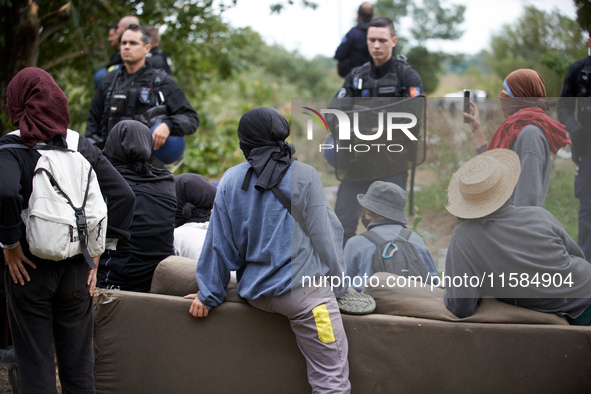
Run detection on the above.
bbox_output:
[350,56,410,98]
[100,67,168,143]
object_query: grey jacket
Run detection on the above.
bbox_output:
[444,204,591,319]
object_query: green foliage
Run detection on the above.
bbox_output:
[487,6,587,96]
[0,0,343,179]
[436,52,501,97]
[413,182,449,214]
[406,46,442,94]
[270,0,318,14]
[575,0,591,31]
[169,24,342,176]
[409,0,465,45]
[374,0,464,45]
[544,158,579,240]
[179,113,242,179]
[411,215,437,243]
[374,0,465,95]
[540,51,578,77]
[374,0,410,26]
[1,0,243,134]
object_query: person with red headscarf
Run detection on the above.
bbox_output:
[463,68,571,207]
[0,67,135,392]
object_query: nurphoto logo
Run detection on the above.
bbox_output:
[302,107,417,153]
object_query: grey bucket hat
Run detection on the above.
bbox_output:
[357,181,408,224]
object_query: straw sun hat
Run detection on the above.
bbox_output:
[445,149,521,219]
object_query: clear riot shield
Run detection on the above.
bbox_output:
[327,96,426,182]
[291,96,426,214]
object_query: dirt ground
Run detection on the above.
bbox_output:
[0,362,62,393]
[409,210,456,258]
[402,168,458,272]
[0,365,13,393]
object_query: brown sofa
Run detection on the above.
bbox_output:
[93,256,591,393]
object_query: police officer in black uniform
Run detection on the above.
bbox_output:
[334,2,374,78]
[559,27,591,262]
[331,17,423,245]
[86,24,198,150]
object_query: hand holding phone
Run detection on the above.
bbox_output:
[463,90,470,123]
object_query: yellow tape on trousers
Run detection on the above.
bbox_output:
[312,304,336,344]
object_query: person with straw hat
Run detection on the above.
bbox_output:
[443,149,591,324]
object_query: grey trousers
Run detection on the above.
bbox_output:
[247,287,351,394]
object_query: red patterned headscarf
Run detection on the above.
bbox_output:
[5,67,69,146]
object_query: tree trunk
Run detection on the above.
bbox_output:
[0,0,40,135]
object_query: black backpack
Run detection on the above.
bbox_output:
[360,227,429,281]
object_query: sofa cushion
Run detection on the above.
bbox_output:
[94,288,591,393]
[149,255,244,303]
[363,272,568,325]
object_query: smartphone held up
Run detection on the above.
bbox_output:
[463,89,470,123]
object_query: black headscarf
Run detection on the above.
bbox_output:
[174,173,217,227]
[237,107,295,190]
[102,120,174,195]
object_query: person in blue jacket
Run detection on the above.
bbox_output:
[186,107,352,393]
[334,2,373,77]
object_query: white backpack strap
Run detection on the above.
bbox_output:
[65,129,80,151]
[6,130,77,155]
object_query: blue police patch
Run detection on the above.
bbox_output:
[337,88,347,99]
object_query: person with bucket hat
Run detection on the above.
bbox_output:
[343,181,438,291]
[444,149,591,324]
